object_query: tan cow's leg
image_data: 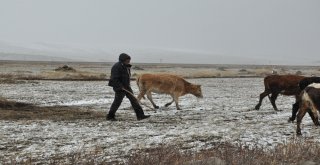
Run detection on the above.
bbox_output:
[146,91,159,109]
[174,95,181,110]
[137,90,146,101]
[165,95,175,107]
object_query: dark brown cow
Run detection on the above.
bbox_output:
[255,75,305,116]
[296,83,320,135]
[299,77,320,91]
[136,73,203,110]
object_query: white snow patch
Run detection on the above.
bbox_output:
[1,78,320,163]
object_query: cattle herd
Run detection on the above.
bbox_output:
[253,75,320,135]
[136,73,320,135]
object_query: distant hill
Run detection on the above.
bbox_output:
[0,41,317,65]
[0,53,72,62]
[128,49,265,65]
[0,41,111,62]
[106,48,317,65]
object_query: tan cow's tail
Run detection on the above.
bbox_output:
[136,74,141,91]
[264,76,272,101]
[267,80,271,101]
[136,74,146,99]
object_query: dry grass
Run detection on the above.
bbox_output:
[0,73,44,81]
[0,97,32,108]
[0,97,104,121]
[1,146,110,165]
[185,70,222,78]
[2,140,320,164]
[127,139,320,165]
[0,71,107,81]
[40,71,107,80]
[0,73,22,84]
[55,65,77,72]
[248,68,272,77]
[2,61,320,80]
[0,78,23,84]
[133,69,260,79]
[0,64,107,81]
[2,64,316,81]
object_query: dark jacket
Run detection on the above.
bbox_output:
[108,61,132,91]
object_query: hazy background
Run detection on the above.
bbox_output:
[0,0,319,65]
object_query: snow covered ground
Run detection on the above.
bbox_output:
[1,78,319,163]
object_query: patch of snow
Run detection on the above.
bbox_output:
[1,78,319,163]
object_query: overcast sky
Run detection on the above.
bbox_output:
[0,0,319,64]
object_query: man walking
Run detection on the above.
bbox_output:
[107,53,150,121]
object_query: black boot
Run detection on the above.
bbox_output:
[137,115,150,121]
[106,114,117,121]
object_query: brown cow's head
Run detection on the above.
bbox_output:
[191,85,203,98]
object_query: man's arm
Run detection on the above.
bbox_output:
[110,65,124,90]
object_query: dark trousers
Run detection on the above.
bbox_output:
[108,87,145,118]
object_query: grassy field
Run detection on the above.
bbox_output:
[1,60,320,164]
[1,98,320,164]
[1,60,320,82]
[0,97,104,120]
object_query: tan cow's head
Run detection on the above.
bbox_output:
[191,85,203,98]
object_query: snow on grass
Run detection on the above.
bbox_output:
[1,78,320,163]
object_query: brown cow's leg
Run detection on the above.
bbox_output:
[297,103,308,135]
[146,92,159,109]
[289,95,300,122]
[255,91,271,110]
[289,101,299,122]
[270,93,280,111]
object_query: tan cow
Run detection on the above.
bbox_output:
[136,73,203,110]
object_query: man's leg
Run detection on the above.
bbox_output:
[125,87,149,119]
[107,91,125,120]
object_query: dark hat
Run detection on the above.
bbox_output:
[119,53,131,62]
